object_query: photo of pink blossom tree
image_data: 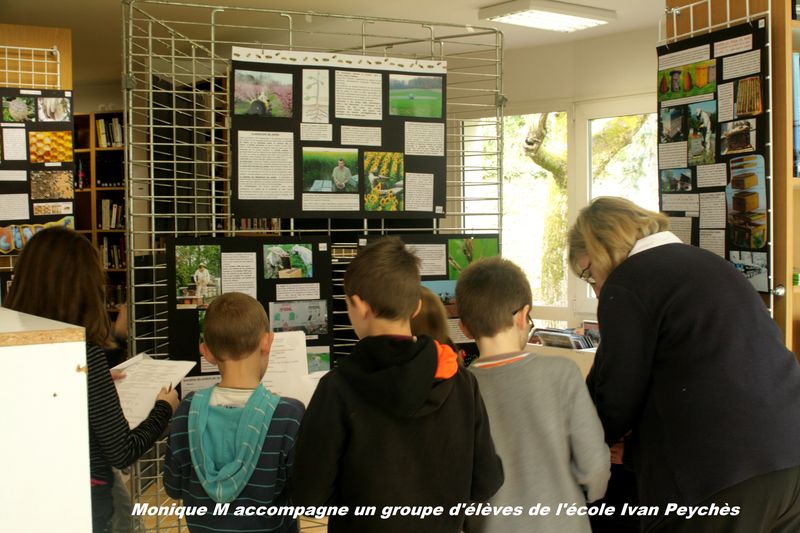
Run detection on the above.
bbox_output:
[234,69,293,118]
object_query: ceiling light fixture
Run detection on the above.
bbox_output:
[479,0,616,32]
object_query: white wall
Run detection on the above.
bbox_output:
[502,26,658,114]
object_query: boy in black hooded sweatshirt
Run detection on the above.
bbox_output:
[291,237,503,533]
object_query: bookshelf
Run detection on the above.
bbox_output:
[74,110,127,315]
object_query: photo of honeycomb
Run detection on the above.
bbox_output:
[28,130,74,163]
[30,170,74,200]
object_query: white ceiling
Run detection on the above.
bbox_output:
[3,0,665,85]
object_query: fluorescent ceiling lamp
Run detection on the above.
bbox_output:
[479,0,616,32]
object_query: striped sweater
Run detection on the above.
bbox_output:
[87,343,172,483]
[163,391,304,532]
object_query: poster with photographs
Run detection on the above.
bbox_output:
[0,88,74,253]
[360,234,500,360]
[167,235,333,379]
[657,18,770,292]
[229,47,447,219]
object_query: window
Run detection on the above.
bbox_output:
[464,94,657,325]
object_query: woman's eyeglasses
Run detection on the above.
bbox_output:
[579,264,596,285]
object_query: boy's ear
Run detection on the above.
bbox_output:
[458,320,475,340]
[261,331,274,355]
[199,342,218,367]
[411,298,422,319]
[348,294,371,319]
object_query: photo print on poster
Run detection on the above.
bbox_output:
[28,131,73,163]
[657,59,717,102]
[302,69,330,123]
[421,279,458,318]
[263,243,314,279]
[660,106,687,143]
[175,244,221,309]
[306,346,331,373]
[269,299,328,337]
[37,97,71,122]
[687,100,717,165]
[447,237,500,279]
[364,151,404,212]
[727,154,766,250]
[660,168,692,192]
[302,147,358,193]
[734,76,762,118]
[729,250,768,292]
[389,74,443,118]
[721,118,756,155]
[234,69,293,118]
[30,170,74,200]
[2,96,35,122]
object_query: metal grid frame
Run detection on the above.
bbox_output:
[657,0,775,313]
[123,2,503,530]
[0,44,61,89]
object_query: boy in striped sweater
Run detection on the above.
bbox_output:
[163,292,304,532]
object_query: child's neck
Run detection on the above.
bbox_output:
[364,317,413,338]
[217,352,264,389]
[476,329,526,359]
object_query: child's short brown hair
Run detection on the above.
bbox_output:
[456,257,532,339]
[203,292,269,360]
[344,237,420,320]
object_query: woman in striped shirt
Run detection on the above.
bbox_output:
[5,227,179,532]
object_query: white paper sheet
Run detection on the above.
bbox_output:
[32,202,72,216]
[658,44,711,71]
[0,170,26,181]
[717,83,734,122]
[335,70,382,120]
[261,331,320,407]
[341,125,382,146]
[714,35,753,58]
[667,217,693,244]
[302,69,330,123]
[405,122,445,156]
[302,193,359,211]
[661,193,699,215]
[405,172,434,212]
[699,192,726,228]
[659,93,715,108]
[723,50,760,80]
[0,194,30,221]
[1,128,27,160]
[180,375,221,395]
[300,123,333,142]
[659,142,688,169]
[276,282,321,301]
[405,243,447,276]
[221,252,258,299]
[113,355,196,428]
[699,230,725,258]
[696,163,727,188]
[238,131,294,200]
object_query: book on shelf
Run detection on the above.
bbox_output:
[101,199,111,229]
[111,116,123,147]
[96,118,109,148]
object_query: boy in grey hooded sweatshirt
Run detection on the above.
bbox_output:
[164,292,304,532]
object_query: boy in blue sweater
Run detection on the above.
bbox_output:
[163,292,304,532]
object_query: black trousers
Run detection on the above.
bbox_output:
[652,464,800,533]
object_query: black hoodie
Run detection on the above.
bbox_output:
[291,335,504,533]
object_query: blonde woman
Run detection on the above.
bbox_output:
[568,197,800,533]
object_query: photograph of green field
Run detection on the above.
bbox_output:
[389,75,443,118]
[447,237,499,279]
[363,151,404,212]
[302,147,359,193]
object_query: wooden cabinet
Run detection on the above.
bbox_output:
[666,0,800,356]
[73,111,127,315]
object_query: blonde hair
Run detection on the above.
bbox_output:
[568,197,669,280]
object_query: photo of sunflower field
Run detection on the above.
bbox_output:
[363,151,404,212]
